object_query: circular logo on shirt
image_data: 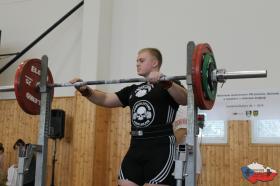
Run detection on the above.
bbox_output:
[134,84,153,97]
[132,100,155,128]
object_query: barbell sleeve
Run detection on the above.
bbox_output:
[213,69,267,83]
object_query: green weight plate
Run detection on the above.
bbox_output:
[202,53,217,101]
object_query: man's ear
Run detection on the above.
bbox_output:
[152,59,159,68]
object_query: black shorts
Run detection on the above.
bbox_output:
[118,135,176,185]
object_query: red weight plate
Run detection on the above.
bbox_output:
[14,59,54,115]
[192,43,215,110]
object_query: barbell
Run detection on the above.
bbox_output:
[0,43,267,115]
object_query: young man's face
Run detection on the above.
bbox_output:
[136,51,158,77]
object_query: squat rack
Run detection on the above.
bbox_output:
[0,41,267,186]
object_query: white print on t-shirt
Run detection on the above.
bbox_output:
[135,84,153,97]
[132,100,155,128]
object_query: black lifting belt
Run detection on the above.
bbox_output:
[130,124,173,138]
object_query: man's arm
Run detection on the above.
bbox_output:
[85,88,123,108]
[69,78,123,108]
[145,72,187,105]
[174,128,187,144]
[167,82,188,105]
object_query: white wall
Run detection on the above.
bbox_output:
[108,0,279,92]
[0,0,279,98]
[0,0,114,98]
[0,0,83,98]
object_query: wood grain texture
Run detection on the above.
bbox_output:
[0,95,279,186]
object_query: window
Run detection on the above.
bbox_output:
[199,120,228,144]
[252,119,280,144]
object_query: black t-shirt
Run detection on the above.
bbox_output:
[116,81,182,132]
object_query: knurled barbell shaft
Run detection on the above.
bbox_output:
[0,70,267,92]
[0,85,14,92]
[50,75,186,88]
[0,75,185,92]
[50,70,267,88]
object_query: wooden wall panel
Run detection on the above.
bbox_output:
[93,106,110,186]
[45,96,76,186]
[104,109,280,186]
[199,121,280,186]
[0,96,78,186]
[106,107,131,186]
[0,99,39,171]
[70,94,96,186]
[1,96,280,186]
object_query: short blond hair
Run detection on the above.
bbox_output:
[138,48,162,68]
